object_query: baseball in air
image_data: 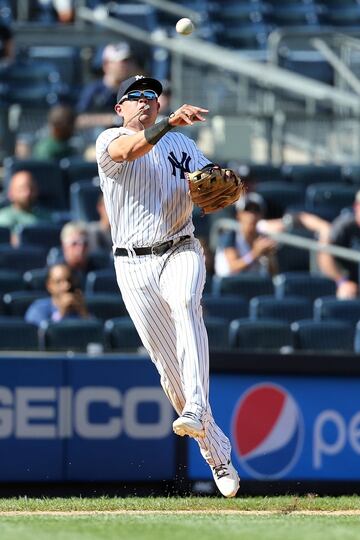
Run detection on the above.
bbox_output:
[176,18,194,35]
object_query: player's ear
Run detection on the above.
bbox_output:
[114,103,122,115]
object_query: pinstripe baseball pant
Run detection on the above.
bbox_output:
[114,237,231,467]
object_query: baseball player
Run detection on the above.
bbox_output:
[95,75,240,497]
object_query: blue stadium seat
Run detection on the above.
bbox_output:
[229,318,293,351]
[204,317,230,349]
[256,181,305,218]
[324,6,360,26]
[17,223,62,250]
[85,268,118,294]
[212,274,274,299]
[202,294,248,321]
[0,317,39,350]
[272,5,321,26]
[353,320,360,353]
[3,290,48,317]
[305,183,357,221]
[104,317,143,351]
[237,163,283,184]
[0,245,47,272]
[59,157,99,201]
[274,272,337,301]
[0,60,64,106]
[85,293,128,321]
[3,158,67,210]
[40,319,106,352]
[28,46,82,95]
[279,50,333,85]
[0,270,24,294]
[250,295,313,322]
[276,235,311,273]
[70,179,101,222]
[292,319,354,352]
[23,268,48,291]
[282,164,342,187]
[0,227,10,244]
[314,297,360,327]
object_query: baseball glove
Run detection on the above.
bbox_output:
[187,164,245,215]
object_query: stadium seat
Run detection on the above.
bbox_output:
[3,290,48,317]
[0,227,10,244]
[3,158,67,210]
[0,245,47,272]
[202,294,248,321]
[85,268,118,294]
[305,183,358,221]
[59,157,99,201]
[212,274,274,300]
[229,318,293,351]
[274,272,337,301]
[40,319,106,352]
[0,317,39,350]
[250,295,313,322]
[17,223,62,250]
[237,163,283,184]
[70,179,101,222]
[28,46,82,95]
[204,317,230,349]
[352,321,360,353]
[314,297,360,327]
[255,181,305,218]
[105,317,143,351]
[85,293,128,321]
[282,164,342,187]
[292,319,354,352]
[0,270,24,294]
[23,268,48,291]
[276,236,311,273]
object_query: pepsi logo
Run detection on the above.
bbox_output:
[232,383,304,479]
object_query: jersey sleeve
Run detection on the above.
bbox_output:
[96,128,125,176]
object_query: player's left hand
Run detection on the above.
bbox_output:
[168,104,208,126]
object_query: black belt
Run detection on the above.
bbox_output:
[114,235,190,257]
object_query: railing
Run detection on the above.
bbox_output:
[210,217,360,265]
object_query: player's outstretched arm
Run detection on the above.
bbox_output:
[108,104,208,163]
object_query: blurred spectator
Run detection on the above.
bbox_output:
[0,171,53,245]
[76,42,144,130]
[49,221,108,285]
[318,192,360,299]
[0,23,14,64]
[32,104,79,161]
[215,193,278,277]
[25,263,88,326]
[52,0,74,23]
[214,193,331,278]
[87,193,112,252]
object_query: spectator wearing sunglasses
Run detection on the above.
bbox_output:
[48,221,110,287]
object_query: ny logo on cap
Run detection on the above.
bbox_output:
[135,75,145,80]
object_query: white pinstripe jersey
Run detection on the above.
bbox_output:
[95,126,210,249]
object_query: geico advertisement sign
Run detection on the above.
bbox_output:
[0,386,173,440]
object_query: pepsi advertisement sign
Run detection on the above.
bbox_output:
[188,375,360,480]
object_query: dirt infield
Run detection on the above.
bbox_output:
[1,510,360,516]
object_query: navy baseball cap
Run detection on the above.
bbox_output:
[236,193,266,214]
[116,75,163,103]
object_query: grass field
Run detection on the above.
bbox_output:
[1,496,360,540]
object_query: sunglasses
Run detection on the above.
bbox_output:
[119,89,158,103]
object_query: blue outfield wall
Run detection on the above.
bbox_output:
[189,374,360,482]
[0,355,175,482]
[0,353,360,484]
